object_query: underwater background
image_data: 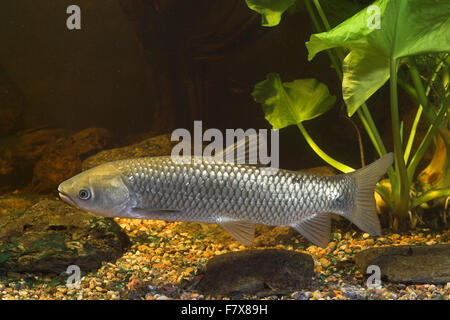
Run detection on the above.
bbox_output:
[0,0,448,300]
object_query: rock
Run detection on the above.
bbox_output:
[29,128,112,193]
[291,291,311,300]
[311,290,322,300]
[30,154,81,193]
[273,227,301,244]
[70,127,113,156]
[0,105,21,138]
[355,244,450,284]
[0,127,112,193]
[0,194,46,216]
[341,285,367,300]
[0,199,130,273]
[82,134,174,170]
[0,128,69,191]
[0,69,25,137]
[197,249,314,296]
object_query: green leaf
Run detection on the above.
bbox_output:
[342,50,390,115]
[247,0,364,27]
[306,0,450,116]
[245,0,296,26]
[252,73,336,129]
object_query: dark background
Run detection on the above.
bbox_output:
[0,0,391,170]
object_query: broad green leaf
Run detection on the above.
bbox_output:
[306,0,450,116]
[245,0,296,26]
[342,50,390,114]
[252,73,336,129]
[247,0,364,28]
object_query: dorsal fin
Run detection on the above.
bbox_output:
[215,133,265,166]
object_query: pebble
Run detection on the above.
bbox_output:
[291,291,311,300]
[319,258,331,268]
[311,290,322,300]
[342,285,367,300]
[0,219,448,300]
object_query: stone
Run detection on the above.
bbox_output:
[0,106,21,138]
[29,127,112,193]
[291,291,311,300]
[341,285,367,300]
[82,134,174,170]
[197,249,314,296]
[0,69,25,138]
[0,199,130,273]
[0,128,69,191]
[355,244,450,284]
[0,194,45,216]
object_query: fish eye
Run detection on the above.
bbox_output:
[78,189,91,200]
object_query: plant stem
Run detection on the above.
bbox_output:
[407,102,448,181]
[311,0,346,61]
[408,57,429,108]
[308,0,389,159]
[304,0,323,31]
[390,58,410,219]
[361,106,388,155]
[411,188,450,209]
[297,123,354,173]
[305,0,398,201]
[307,0,399,204]
[402,63,450,143]
[313,0,331,30]
[398,78,419,105]
[404,58,445,164]
[274,66,353,174]
[356,108,397,189]
[304,0,343,79]
[408,57,439,127]
[404,106,423,164]
[356,109,381,155]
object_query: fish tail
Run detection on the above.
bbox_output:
[344,153,394,236]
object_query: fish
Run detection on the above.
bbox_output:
[58,139,394,248]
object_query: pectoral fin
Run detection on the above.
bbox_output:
[220,221,255,246]
[291,213,331,248]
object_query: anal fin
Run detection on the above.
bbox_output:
[220,221,255,246]
[291,213,331,248]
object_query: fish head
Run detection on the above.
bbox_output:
[58,163,131,217]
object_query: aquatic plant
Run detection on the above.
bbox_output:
[246,0,450,230]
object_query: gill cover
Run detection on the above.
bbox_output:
[58,163,131,217]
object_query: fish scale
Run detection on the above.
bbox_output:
[58,152,393,247]
[117,156,350,226]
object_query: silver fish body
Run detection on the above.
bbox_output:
[58,153,394,247]
[118,156,352,225]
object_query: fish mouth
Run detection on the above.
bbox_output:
[58,190,76,207]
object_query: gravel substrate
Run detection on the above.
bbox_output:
[0,218,449,300]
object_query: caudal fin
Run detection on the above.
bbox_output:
[345,153,394,236]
